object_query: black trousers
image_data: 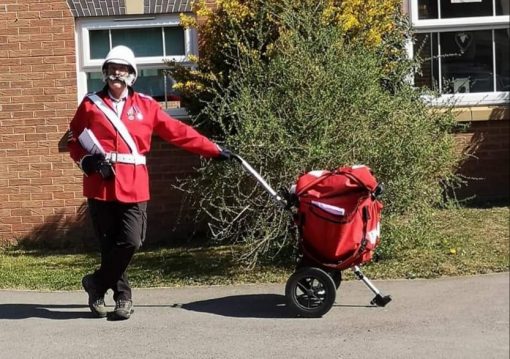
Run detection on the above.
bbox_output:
[87,199,147,301]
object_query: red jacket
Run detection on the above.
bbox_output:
[68,89,221,203]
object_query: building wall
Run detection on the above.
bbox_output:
[0,1,508,246]
[0,0,83,244]
[454,107,510,202]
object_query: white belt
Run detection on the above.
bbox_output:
[105,152,146,165]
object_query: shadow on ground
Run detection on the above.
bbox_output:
[179,293,376,319]
[180,294,291,318]
[0,304,96,320]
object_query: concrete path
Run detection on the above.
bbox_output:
[0,272,508,359]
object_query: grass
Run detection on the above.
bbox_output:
[359,205,510,280]
[0,206,508,291]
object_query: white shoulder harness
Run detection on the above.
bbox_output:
[87,93,146,165]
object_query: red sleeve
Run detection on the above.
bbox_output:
[67,99,90,163]
[153,108,221,158]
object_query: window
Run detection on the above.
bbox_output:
[410,0,510,105]
[75,15,196,110]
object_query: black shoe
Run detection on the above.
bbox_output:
[109,299,134,321]
[81,274,107,318]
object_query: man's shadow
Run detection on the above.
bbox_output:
[0,304,97,320]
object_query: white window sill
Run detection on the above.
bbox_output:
[422,92,510,107]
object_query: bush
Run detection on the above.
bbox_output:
[176,1,462,266]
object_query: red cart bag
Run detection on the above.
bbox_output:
[294,165,383,270]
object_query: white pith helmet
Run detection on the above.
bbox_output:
[102,45,138,86]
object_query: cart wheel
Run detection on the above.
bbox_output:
[328,270,342,289]
[285,267,336,318]
[295,259,342,289]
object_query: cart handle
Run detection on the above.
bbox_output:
[231,153,286,207]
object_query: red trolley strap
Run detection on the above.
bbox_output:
[295,171,333,196]
[335,168,377,192]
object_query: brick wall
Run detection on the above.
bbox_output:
[0,0,87,245]
[455,114,510,202]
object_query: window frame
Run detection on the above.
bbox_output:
[74,15,197,106]
[408,0,510,106]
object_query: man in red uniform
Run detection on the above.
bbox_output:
[68,45,231,320]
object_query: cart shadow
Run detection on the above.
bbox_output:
[0,304,97,320]
[179,294,376,318]
[333,303,377,308]
[180,294,292,318]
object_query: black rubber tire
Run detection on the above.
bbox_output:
[296,262,342,289]
[285,267,336,318]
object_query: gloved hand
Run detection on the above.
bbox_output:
[80,154,116,179]
[216,146,233,161]
[97,160,115,180]
[80,154,104,175]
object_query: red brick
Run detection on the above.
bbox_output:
[53,47,74,56]
[9,178,31,186]
[24,144,47,153]
[22,103,44,111]
[36,95,58,103]
[0,225,13,233]
[50,2,72,11]
[13,127,36,134]
[2,42,21,50]
[33,110,57,117]
[51,17,73,26]
[20,26,41,34]
[20,215,45,224]
[64,199,87,207]
[0,215,21,224]
[40,10,64,18]
[29,163,52,171]
[1,27,19,36]
[30,177,52,185]
[0,103,23,111]
[6,4,29,11]
[53,192,75,200]
[0,127,14,134]
[41,200,65,208]
[28,3,49,11]
[7,19,30,28]
[11,223,36,232]
[10,80,33,88]
[41,25,65,34]
[21,57,45,65]
[24,134,48,141]
[8,34,31,43]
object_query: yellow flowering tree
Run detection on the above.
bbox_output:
[169,0,409,114]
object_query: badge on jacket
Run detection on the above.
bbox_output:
[127,105,143,121]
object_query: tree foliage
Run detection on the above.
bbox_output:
[171,0,462,266]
